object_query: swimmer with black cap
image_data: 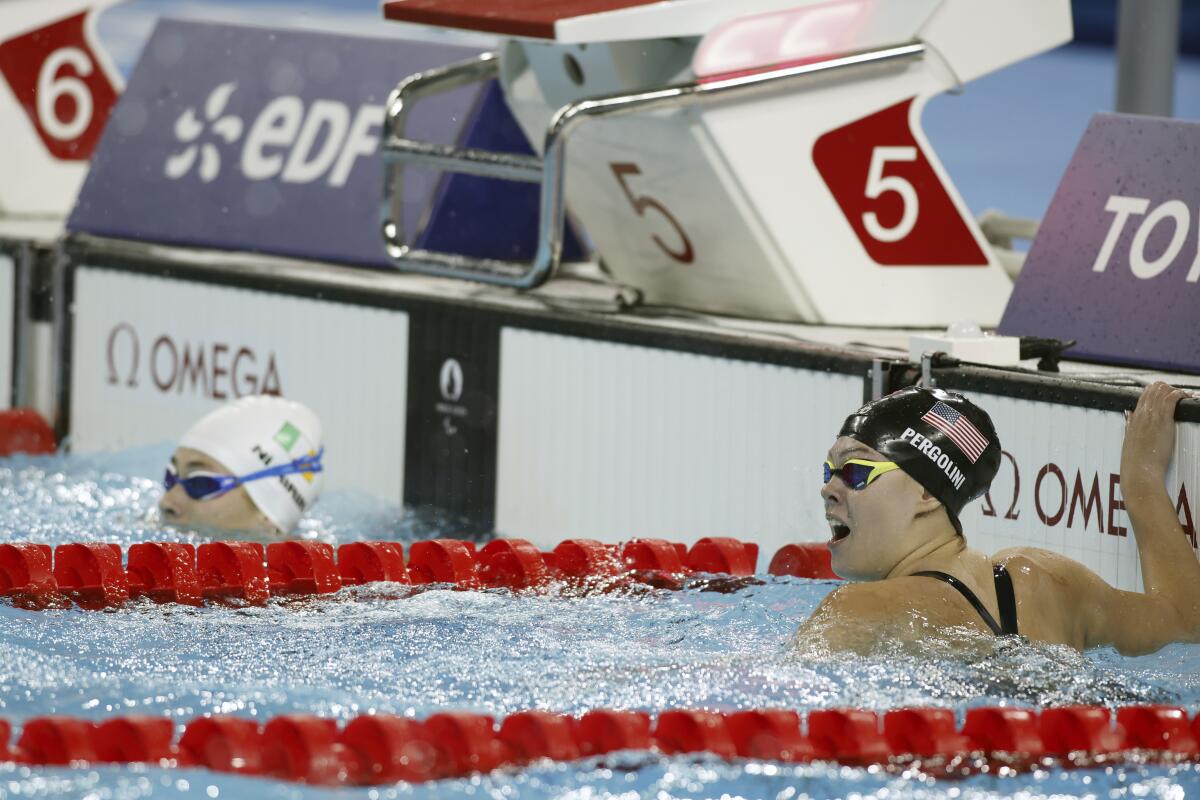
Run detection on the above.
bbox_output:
[796,381,1200,654]
[158,396,324,538]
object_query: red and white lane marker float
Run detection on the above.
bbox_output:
[1,705,1197,786]
[0,538,837,609]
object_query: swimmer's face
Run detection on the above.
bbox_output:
[158,447,277,536]
[821,436,930,581]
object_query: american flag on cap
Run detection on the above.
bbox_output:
[921,401,988,463]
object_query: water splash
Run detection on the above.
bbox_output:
[0,447,1198,797]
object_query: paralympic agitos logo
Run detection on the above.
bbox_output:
[105,323,283,399]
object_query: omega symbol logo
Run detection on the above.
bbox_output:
[439,358,464,403]
[106,322,140,387]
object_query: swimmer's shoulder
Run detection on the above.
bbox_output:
[797,577,993,653]
[796,581,912,654]
[991,546,1113,647]
[818,577,927,604]
[815,576,976,623]
[888,573,1009,631]
[993,546,1090,589]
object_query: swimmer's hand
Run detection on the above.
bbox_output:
[1109,381,1200,650]
[1120,381,1190,492]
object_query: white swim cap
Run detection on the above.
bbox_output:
[179,396,324,533]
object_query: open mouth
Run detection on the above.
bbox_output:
[828,520,851,544]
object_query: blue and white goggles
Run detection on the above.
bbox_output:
[164,447,324,501]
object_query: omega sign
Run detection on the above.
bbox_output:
[105,323,283,399]
[980,450,1197,548]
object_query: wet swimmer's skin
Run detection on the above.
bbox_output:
[795,382,1200,655]
[158,396,324,539]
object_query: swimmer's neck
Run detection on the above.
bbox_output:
[884,529,967,580]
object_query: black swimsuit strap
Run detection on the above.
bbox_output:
[993,563,1019,636]
[912,570,1004,636]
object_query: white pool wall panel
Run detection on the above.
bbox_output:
[69,267,408,501]
[0,253,12,409]
[495,327,863,565]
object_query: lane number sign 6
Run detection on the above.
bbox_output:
[0,11,119,161]
[610,162,695,264]
[37,47,96,142]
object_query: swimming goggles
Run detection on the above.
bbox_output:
[823,458,899,490]
[164,448,324,501]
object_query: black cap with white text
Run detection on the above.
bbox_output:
[838,387,1001,535]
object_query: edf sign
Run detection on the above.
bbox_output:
[69,19,482,268]
[1000,113,1200,373]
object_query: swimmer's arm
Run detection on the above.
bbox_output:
[1056,559,1195,655]
[1059,385,1200,654]
[1117,383,1200,647]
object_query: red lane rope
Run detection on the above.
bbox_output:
[0,409,55,458]
[2,705,1197,785]
[0,538,836,609]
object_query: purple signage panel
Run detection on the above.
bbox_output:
[999,113,1200,373]
[68,20,481,268]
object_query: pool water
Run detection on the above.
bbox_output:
[1,447,1199,799]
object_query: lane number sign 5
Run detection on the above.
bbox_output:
[610,162,695,264]
[813,99,988,266]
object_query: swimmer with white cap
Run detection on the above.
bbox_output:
[158,396,324,537]
[796,382,1200,655]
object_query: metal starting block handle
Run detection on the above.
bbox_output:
[381,52,552,287]
[380,43,924,290]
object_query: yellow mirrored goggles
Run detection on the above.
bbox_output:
[823,458,900,490]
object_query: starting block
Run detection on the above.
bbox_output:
[382,0,1071,325]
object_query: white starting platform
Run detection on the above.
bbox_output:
[4,2,1196,590]
[381,0,1070,325]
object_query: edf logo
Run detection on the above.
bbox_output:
[66,20,481,269]
[165,81,381,186]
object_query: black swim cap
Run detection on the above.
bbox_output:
[837,387,1001,534]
